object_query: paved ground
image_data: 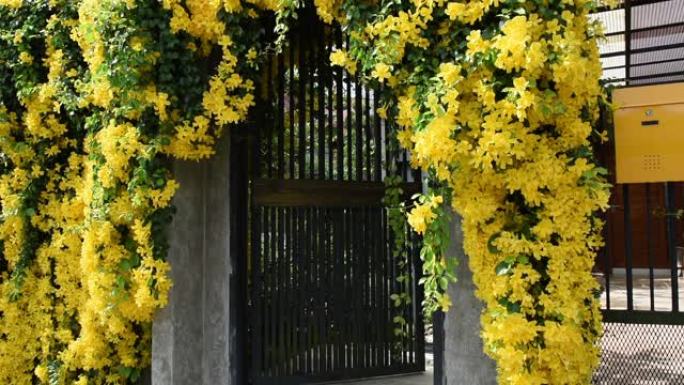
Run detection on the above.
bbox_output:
[326,353,434,385]
[326,370,433,385]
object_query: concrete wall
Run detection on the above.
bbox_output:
[152,134,236,385]
[437,212,497,385]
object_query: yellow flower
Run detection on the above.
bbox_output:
[437,293,452,312]
[376,105,388,120]
[18,51,33,64]
[0,0,22,8]
[130,36,144,51]
[329,49,347,67]
[371,63,391,82]
[445,2,465,20]
[407,202,436,234]
[246,48,257,62]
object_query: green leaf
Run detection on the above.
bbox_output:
[487,232,502,254]
[495,260,513,276]
[438,276,449,291]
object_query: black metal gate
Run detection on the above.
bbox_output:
[245,9,425,385]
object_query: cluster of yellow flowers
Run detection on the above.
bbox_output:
[1,0,613,384]
[0,0,275,383]
[329,0,612,383]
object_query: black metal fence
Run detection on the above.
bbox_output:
[246,9,425,385]
[594,103,684,384]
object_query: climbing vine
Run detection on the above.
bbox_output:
[329,0,615,384]
[0,0,613,384]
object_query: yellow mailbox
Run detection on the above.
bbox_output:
[613,82,684,184]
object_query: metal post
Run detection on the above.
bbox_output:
[665,182,679,312]
[624,185,635,311]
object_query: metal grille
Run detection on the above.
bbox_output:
[594,322,684,384]
[247,8,425,385]
[593,0,684,86]
[249,206,424,384]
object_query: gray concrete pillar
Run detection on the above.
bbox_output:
[437,212,497,385]
[152,133,234,385]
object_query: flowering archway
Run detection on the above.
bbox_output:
[0,0,610,384]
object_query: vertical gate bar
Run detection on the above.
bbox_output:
[334,208,343,372]
[312,207,319,374]
[263,207,270,378]
[291,207,297,375]
[266,56,274,179]
[335,29,344,181]
[355,72,363,182]
[646,183,655,311]
[278,46,285,180]
[301,207,308,375]
[283,207,294,375]
[250,70,263,382]
[361,207,368,370]
[316,207,324,374]
[603,193,612,310]
[323,207,329,374]
[309,207,316,375]
[406,228,413,366]
[250,206,262,379]
[289,39,296,179]
[625,0,632,85]
[321,207,327,375]
[375,207,383,368]
[298,22,307,180]
[392,213,400,365]
[381,208,388,368]
[293,207,301,375]
[414,231,426,370]
[325,208,333,374]
[309,29,316,180]
[348,208,354,370]
[373,90,382,182]
[365,87,372,181]
[401,226,407,364]
[383,208,390,367]
[405,228,413,366]
[366,206,372,370]
[268,207,276,376]
[344,208,351,369]
[666,182,680,312]
[345,35,353,181]
[317,21,326,180]
[357,207,364,370]
[623,184,634,311]
[401,148,409,181]
[433,311,445,384]
[328,207,334,374]
[372,207,379,368]
[375,207,387,367]
[349,209,360,369]
[311,206,321,374]
[301,206,309,374]
[306,207,313,374]
[278,207,285,376]
[327,31,334,180]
